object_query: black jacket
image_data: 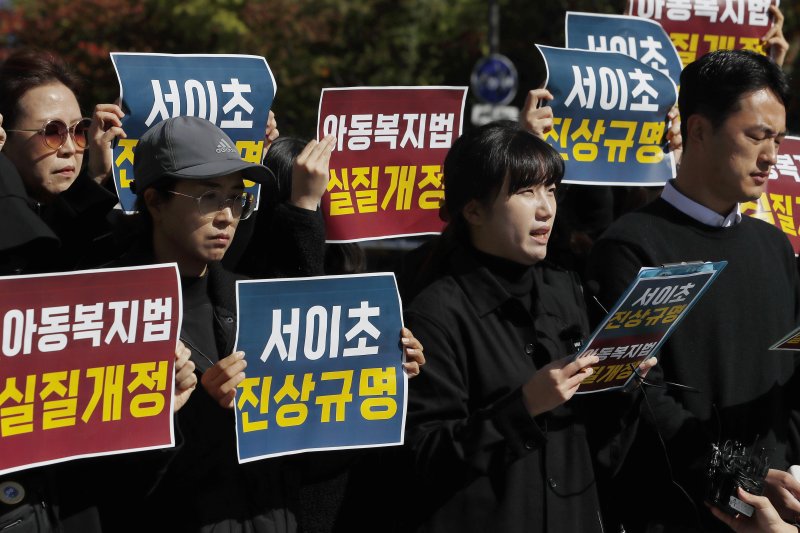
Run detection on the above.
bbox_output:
[104,245,296,533]
[0,153,118,275]
[402,243,604,533]
[0,154,117,533]
[587,198,800,532]
[227,203,327,279]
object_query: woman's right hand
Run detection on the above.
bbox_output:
[200,351,247,409]
[521,354,598,416]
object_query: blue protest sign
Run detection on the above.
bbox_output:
[470,54,518,105]
[566,11,682,87]
[110,53,276,212]
[233,273,406,461]
[536,45,678,186]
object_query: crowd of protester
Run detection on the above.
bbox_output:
[0,5,799,532]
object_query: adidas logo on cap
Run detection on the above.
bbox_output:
[216,138,237,154]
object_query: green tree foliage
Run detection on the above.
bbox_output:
[2,0,798,134]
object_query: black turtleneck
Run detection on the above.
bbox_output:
[470,246,536,313]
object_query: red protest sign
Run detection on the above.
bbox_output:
[317,87,467,242]
[742,135,800,254]
[628,0,778,67]
[0,264,181,475]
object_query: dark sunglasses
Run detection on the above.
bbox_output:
[7,118,92,150]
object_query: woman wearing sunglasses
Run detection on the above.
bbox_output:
[0,48,126,274]
[0,50,197,533]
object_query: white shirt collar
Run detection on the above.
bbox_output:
[660,180,742,228]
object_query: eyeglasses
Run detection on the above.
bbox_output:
[7,118,92,150]
[168,190,255,220]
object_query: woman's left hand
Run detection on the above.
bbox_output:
[401,327,425,378]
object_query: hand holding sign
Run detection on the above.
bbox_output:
[264,109,279,159]
[88,103,127,185]
[621,355,659,392]
[666,106,683,163]
[401,327,425,378]
[519,89,555,139]
[174,339,197,412]
[290,134,337,211]
[202,351,247,409]
[522,355,600,417]
[763,4,788,66]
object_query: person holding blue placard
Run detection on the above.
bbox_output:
[108,115,423,533]
[109,115,291,532]
[401,120,656,533]
[587,49,800,533]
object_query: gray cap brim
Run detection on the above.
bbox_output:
[164,159,275,185]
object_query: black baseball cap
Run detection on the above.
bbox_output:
[131,115,274,193]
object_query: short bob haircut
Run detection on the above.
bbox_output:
[0,48,83,128]
[679,49,789,145]
[443,119,564,227]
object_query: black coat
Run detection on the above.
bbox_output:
[403,243,604,533]
[102,199,327,532]
[102,245,297,533]
[0,154,117,533]
[0,153,118,275]
[586,199,800,532]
